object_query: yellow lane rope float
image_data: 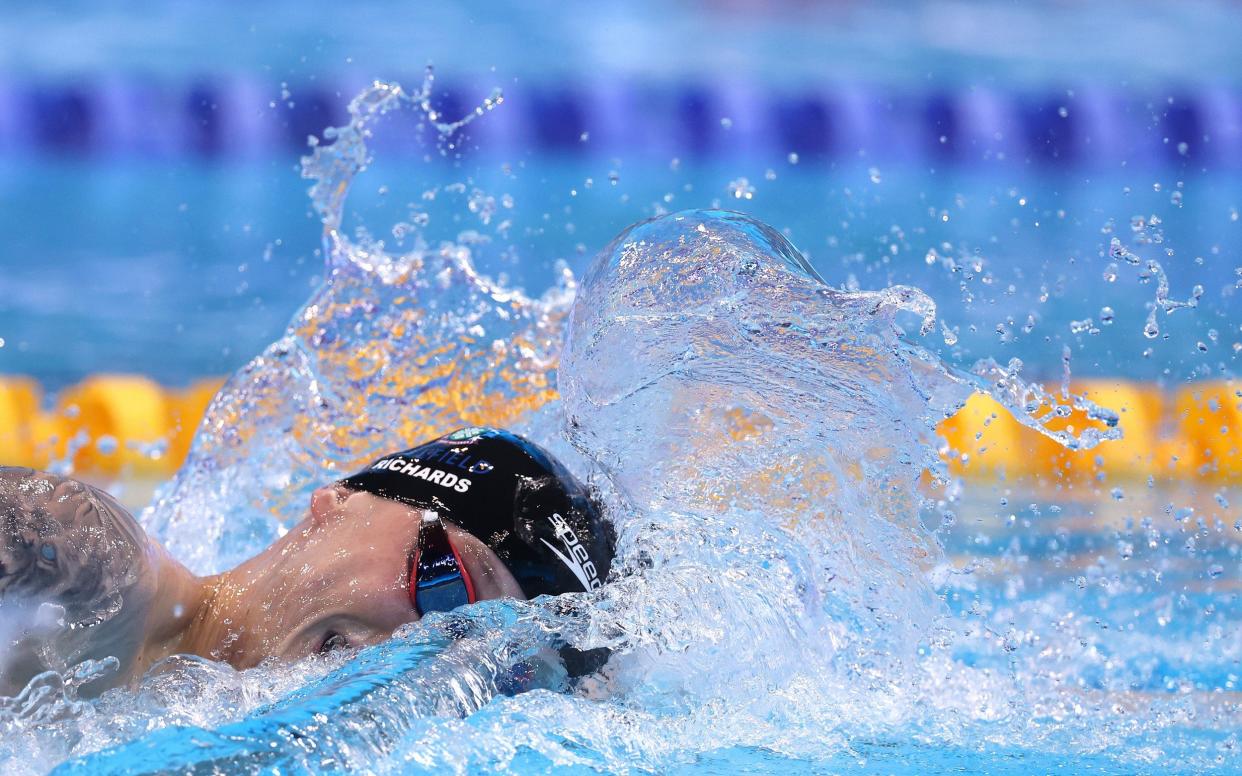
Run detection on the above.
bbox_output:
[0,375,222,475]
[0,374,1237,482]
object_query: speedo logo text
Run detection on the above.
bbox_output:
[540,513,602,591]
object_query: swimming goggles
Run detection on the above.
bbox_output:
[411,510,478,616]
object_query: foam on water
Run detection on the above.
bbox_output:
[1,79,1237,774]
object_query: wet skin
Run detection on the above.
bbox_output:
[0,468,524,694]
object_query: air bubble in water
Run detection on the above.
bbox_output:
[787,152,799,165]
[1102,263,1119,282]
[868,167,882,184]
[1099,306,1115,325]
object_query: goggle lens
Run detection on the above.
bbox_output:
[412,511,477,616]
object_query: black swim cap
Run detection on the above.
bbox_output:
[339,427,614,599]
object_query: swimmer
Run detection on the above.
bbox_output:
[0,427,614,695]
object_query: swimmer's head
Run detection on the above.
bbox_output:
[338,427,615,602]
[202,428,614,665]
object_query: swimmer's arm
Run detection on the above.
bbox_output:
[0,470,148,624]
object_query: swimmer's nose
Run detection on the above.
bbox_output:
[309,484,349,521]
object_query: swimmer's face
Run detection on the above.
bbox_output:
[208,486,524,667]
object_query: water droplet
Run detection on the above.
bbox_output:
[1109,237,1141,265]
[1070,318,1097,335]
[940,320,958,346]
[727,177,755,200]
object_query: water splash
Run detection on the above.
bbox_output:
[144,77,547,575]
[560,210,963,679]
[1108,235,1203,340]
